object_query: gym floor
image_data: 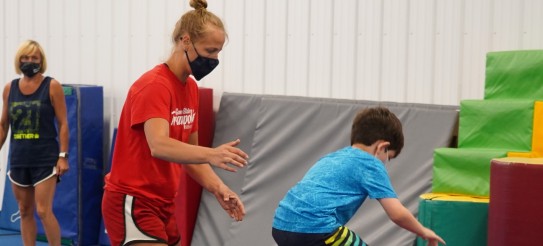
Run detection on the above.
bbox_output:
[0,228,50,245]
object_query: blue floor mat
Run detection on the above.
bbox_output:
[1,229,49,245]
[0,228,19,235]
[0,234,49,245]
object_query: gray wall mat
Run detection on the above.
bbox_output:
[192,93,458,246]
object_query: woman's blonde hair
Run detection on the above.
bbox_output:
[14,40,47,75]
[171,0,227,43]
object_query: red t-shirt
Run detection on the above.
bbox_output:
[105,64,199,204]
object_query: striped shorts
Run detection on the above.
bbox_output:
[325,226,368,246]
[272,226,369,246]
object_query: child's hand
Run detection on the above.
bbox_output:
[421,227,446,246]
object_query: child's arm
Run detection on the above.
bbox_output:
[378,198,446,246]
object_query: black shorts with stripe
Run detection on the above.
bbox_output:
[272,226,369,246]
[8,166,57,187]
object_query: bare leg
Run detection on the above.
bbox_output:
[34,176,61,246]
[12,183,37,246]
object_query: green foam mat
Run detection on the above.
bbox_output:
[432,148,507,196]
[485,50,543,100]
[458,99,533,151]
[416,193,488,246]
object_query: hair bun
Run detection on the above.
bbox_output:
[190,0,208,10]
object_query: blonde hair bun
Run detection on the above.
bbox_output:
[190,0,207,10]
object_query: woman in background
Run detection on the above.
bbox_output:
[0,39,69,246]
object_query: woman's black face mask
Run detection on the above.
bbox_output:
[20,62,41,77]
[185,42,219,81]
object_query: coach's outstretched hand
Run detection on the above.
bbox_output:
[209,139,249,172]
[213,184,246,221]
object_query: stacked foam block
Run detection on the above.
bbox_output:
[488,157,543,245]
[417,50,543,246]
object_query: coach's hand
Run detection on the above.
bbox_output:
[208,139,248,172]
[213,184,245,221]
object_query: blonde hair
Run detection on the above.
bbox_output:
[14,40,47,75]
[171,0,227,43]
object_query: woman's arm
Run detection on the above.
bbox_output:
[0,83,12,150]
[143,118,248,172]
[50,79,69,175]
[182,133,245,221]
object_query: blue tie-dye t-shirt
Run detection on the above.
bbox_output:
[272,146,397,233]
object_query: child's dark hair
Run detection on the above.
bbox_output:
[351,106,404,156]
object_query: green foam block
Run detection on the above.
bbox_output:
[416,193,488,246]
[485,50,543,100]
[458,99,533,151]
[432,148,508,196]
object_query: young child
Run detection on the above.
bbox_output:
[272,106,446,246]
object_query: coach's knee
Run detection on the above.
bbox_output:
[35,205,54,220]
[18,204,34,219]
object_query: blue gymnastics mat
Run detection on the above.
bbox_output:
[0,229,49,245]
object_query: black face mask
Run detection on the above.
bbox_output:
[185,42,219,81]
[20,62,41,77]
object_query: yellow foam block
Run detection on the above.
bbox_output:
[508,101,543,157]
[419,193,489,203]
[493,157,543,165]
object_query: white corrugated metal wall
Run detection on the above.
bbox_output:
[1,0,543,183]
[2,0,543,120]
[0,0,542,240]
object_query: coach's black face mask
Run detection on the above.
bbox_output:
[185,42,219,81]
[20,62,41,77]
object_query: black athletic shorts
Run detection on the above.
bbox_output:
[8,166,58,187]
[272,226,369,246]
